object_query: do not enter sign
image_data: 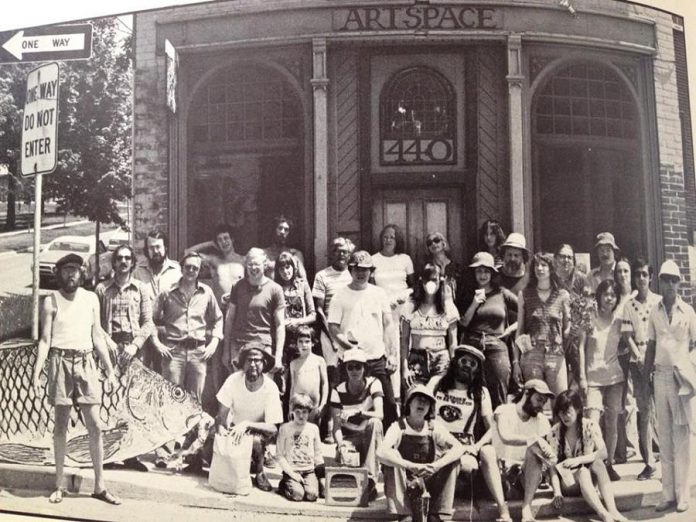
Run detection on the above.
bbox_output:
[21,62,59,177]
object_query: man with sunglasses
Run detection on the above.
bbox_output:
[645,260,696,513]
[96,245,155,471]
[152,252,223,402]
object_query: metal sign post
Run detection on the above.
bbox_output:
[20,62,60,341]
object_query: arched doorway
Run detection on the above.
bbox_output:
[532,60,644,259]
[187,63,305,254]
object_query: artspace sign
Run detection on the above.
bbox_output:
[333,5,502,32]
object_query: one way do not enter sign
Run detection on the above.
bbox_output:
[21,63,59,177]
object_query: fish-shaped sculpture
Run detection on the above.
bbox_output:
[0,339,210,467]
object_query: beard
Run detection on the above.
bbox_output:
[245,367,261,382]
[455,369,473,385]
[522,399,543,417]
[150,252,165,265]
[504,259,522,273]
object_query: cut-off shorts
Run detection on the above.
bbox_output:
[47,348,101,406]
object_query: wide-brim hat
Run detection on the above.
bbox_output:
[453,344,485,363]
[348,250,374,269]
[594,232,620,251]
[55,253,84,270]
[524,378,555,398]
[658,259,681,280]
[469,252,498,272]
[237,342,275,371]
[405,384,436,406]
[500,232,528,254]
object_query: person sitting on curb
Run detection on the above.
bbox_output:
[433,345,511,522]
[329,348,383,498]
[276,393,324,502]
[492,379,555,522]
[215,343,283,492]
[546,390,628,522]
[378,384,465,522]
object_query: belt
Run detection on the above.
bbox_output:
[112,332,134,344]
[50,348,93,359]
[170,338,206,349]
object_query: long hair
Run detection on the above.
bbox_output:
[613,256,632,295]
[552,389,586,462]
[478,220,505,254]
[435,355,486,409]
[595,278,620,313]
[527,252,560,291]
[111,244,136,273]
[410,263,446,315]
[274,251,300,288]
[380,224,406,254]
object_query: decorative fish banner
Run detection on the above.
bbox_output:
[0,340,209,467]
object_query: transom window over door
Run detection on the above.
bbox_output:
[379,66,456,165]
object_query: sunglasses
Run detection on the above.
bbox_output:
[116,255,132,261]
[427,237,443,246]
[183,264,200,271]
[346,363,364,371]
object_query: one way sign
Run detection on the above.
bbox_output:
[0,24,92,64]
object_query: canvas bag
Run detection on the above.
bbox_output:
[208,432,253,495]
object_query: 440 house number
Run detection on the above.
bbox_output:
[381,138,455,165]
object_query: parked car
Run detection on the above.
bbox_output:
[38,235,112,289]
[106,227,131,251]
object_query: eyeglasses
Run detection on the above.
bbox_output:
[245,358,265,365]
[116,255,132,261]
[427,237,443,246]
[456,357,479,369]
[183,264,200,271]
[346,363,363,371]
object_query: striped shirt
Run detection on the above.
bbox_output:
[330,377,384,416]
[312,266,351,312]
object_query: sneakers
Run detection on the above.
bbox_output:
[655,500,676,512]
[263,449,278,469]
[677,501,689,513]
[637,465,656,481]
[606,464,621,482]
[255,471,273,492]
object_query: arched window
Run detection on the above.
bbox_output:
[190,64,301,144]
[534,62,637,139]
[380,67,456,165]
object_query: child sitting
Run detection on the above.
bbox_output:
[288,326,329,425]
[276,393,325,502]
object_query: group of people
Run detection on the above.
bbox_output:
[32,215,696,522]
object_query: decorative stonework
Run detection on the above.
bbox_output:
[529,55,556,84]
[615,61,638,90]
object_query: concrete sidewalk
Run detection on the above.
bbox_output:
[1,447,694,521]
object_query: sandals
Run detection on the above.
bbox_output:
[91,489,122,505]
[49,488,65,503]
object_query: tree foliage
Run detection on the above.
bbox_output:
[0,17,132,229]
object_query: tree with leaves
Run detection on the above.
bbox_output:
[0,17,132,246]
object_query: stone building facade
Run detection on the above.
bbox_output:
[132,0,695,299]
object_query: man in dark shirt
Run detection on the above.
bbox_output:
[498,233,529,298]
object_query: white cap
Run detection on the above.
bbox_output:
[658,259,681,279]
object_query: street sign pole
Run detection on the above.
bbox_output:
[32,171,42,341]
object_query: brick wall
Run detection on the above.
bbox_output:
[648,8,694,302]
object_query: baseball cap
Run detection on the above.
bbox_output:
[55,253,84,270]
[524,379,555,398]
[453,344,485,363]
[658,259,681,280]
[405,384,436,404]
[343,348,368,365]
[348,250,374,268]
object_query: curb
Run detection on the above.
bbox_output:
[0,461,686,521]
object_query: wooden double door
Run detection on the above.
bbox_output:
[372,187,463,271]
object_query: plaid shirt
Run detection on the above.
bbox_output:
[95,277,154,350]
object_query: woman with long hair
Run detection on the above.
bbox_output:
[274,252,316,380]
[424,231,462,303]
[401,264,459,390]
[547,390,627,522]
[514,252,571,395]
[459,252,518,409]
[478,220,506,267]
[372,223,415,404]
[583,279,625,481]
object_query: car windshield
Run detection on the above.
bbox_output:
[48,242,90,253]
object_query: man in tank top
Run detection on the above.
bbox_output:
[32,253,120,505]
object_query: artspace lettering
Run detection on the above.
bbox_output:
[335,6,501,32]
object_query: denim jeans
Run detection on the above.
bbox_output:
[519,349,567,395]
[162,341,208,402]
[482,343,511,410]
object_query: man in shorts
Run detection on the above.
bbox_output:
[32,253,120,505]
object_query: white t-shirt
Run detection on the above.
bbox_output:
[216,371,283,426]
[372,253,414,297]
[492,403,551,464]
[327,284,391,360]
[435,387,492,437]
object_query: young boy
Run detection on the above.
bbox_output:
[276,393,325,501]
[289,326,329,425]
